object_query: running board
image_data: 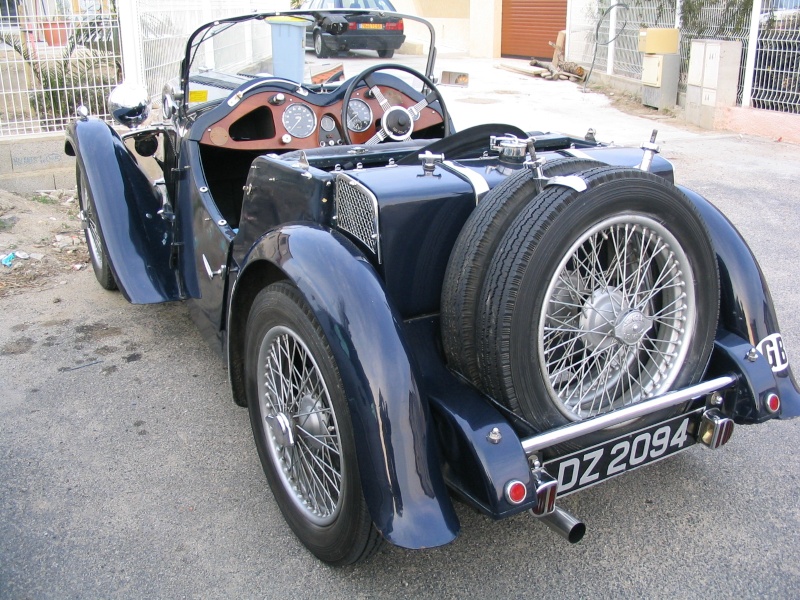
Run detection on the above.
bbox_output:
[521,375,738,456]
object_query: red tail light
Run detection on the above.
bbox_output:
[766,393,780,413]
[505,480,527,505]
[348,22,357,30]
[385,19,403,31]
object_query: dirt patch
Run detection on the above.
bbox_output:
[0,188,90,298]
[1,336,35,355]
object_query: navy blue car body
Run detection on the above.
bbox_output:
[65,8,800,565]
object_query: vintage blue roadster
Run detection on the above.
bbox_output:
[65,8,799,565]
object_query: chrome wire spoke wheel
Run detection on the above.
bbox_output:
[257,325,343,525]
[78,171,104,269]
[540,214,695,420]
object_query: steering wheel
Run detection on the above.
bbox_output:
[340,64,452,145]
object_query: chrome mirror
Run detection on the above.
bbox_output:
[108,84,151,129]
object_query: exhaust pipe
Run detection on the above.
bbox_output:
[535,507,586,544]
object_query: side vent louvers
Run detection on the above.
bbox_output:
[333,173,381,263]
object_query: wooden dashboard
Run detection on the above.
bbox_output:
[198,84,444,152]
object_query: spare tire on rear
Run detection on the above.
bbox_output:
[474,167,719,452]
[442,157,604,386]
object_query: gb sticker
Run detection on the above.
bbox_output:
[757,333,789,372]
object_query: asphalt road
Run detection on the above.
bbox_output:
[2,63,800,599]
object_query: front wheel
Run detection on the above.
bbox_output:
[76,162,116,290]
[244,282,382,565]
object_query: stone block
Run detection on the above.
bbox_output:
[8,136,72,174]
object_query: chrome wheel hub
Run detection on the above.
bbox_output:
[297,394,330,452]
[265,412,295,448]
[579,287,623,352]
[614,309,654,346]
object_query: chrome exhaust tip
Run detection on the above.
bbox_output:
[534,506,586,544]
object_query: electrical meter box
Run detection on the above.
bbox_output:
[641,53,680,109]
[638,28,679,55]
[685,39,743,129]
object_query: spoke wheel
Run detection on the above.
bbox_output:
[442,157,603,386]
[245,282,381,564]
[257,324,343,525]
[540,215,694,420]
[477,167,719,454]
[76,162,116,290]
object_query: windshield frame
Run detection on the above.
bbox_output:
[180,8,437,116]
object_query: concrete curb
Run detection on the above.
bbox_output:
[0,133,75,194]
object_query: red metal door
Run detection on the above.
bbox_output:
[501,0,567,59]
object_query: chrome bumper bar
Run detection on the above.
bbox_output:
[521,375,737,455]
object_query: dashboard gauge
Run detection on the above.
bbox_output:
[282,103,317,139]
[346,98,373,133]
[320,114,336,132]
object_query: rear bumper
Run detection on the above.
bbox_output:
[521,375,737,455]
[322,32,405,52]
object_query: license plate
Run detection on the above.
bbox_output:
[544,410,702,497]
[358,23,384,29]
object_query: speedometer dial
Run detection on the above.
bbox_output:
[282,103,317,139]
[346,99,373,133]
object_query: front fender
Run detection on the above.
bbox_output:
[229,224,459,549]
[680,186,800,419]
[65,118,181,303]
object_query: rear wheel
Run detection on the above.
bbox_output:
[76,162,116,290]
[245,282,382,565]
[314,31,330,58]
[377,48,394,58]
[477,167,719,452]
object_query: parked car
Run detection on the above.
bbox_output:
[65,7,800,565]
[761,0,800,26]
[299,0,405,58]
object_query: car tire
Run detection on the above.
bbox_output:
[476,167,719,454]
[313,31,330,58]
[442,157,603,386]
[244,282,382,565]
[377,48,394,58]
[76,162,117,291]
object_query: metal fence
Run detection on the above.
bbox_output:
[127,0,278,102]
[753,10,800,112]
[567,0,800,113]
[0,1,122,136]
[0,0,281,137]
[2,0,799,138]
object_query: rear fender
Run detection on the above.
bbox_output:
[228,224,459,549]
[680,186,800,420]
[65,118,181,303]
